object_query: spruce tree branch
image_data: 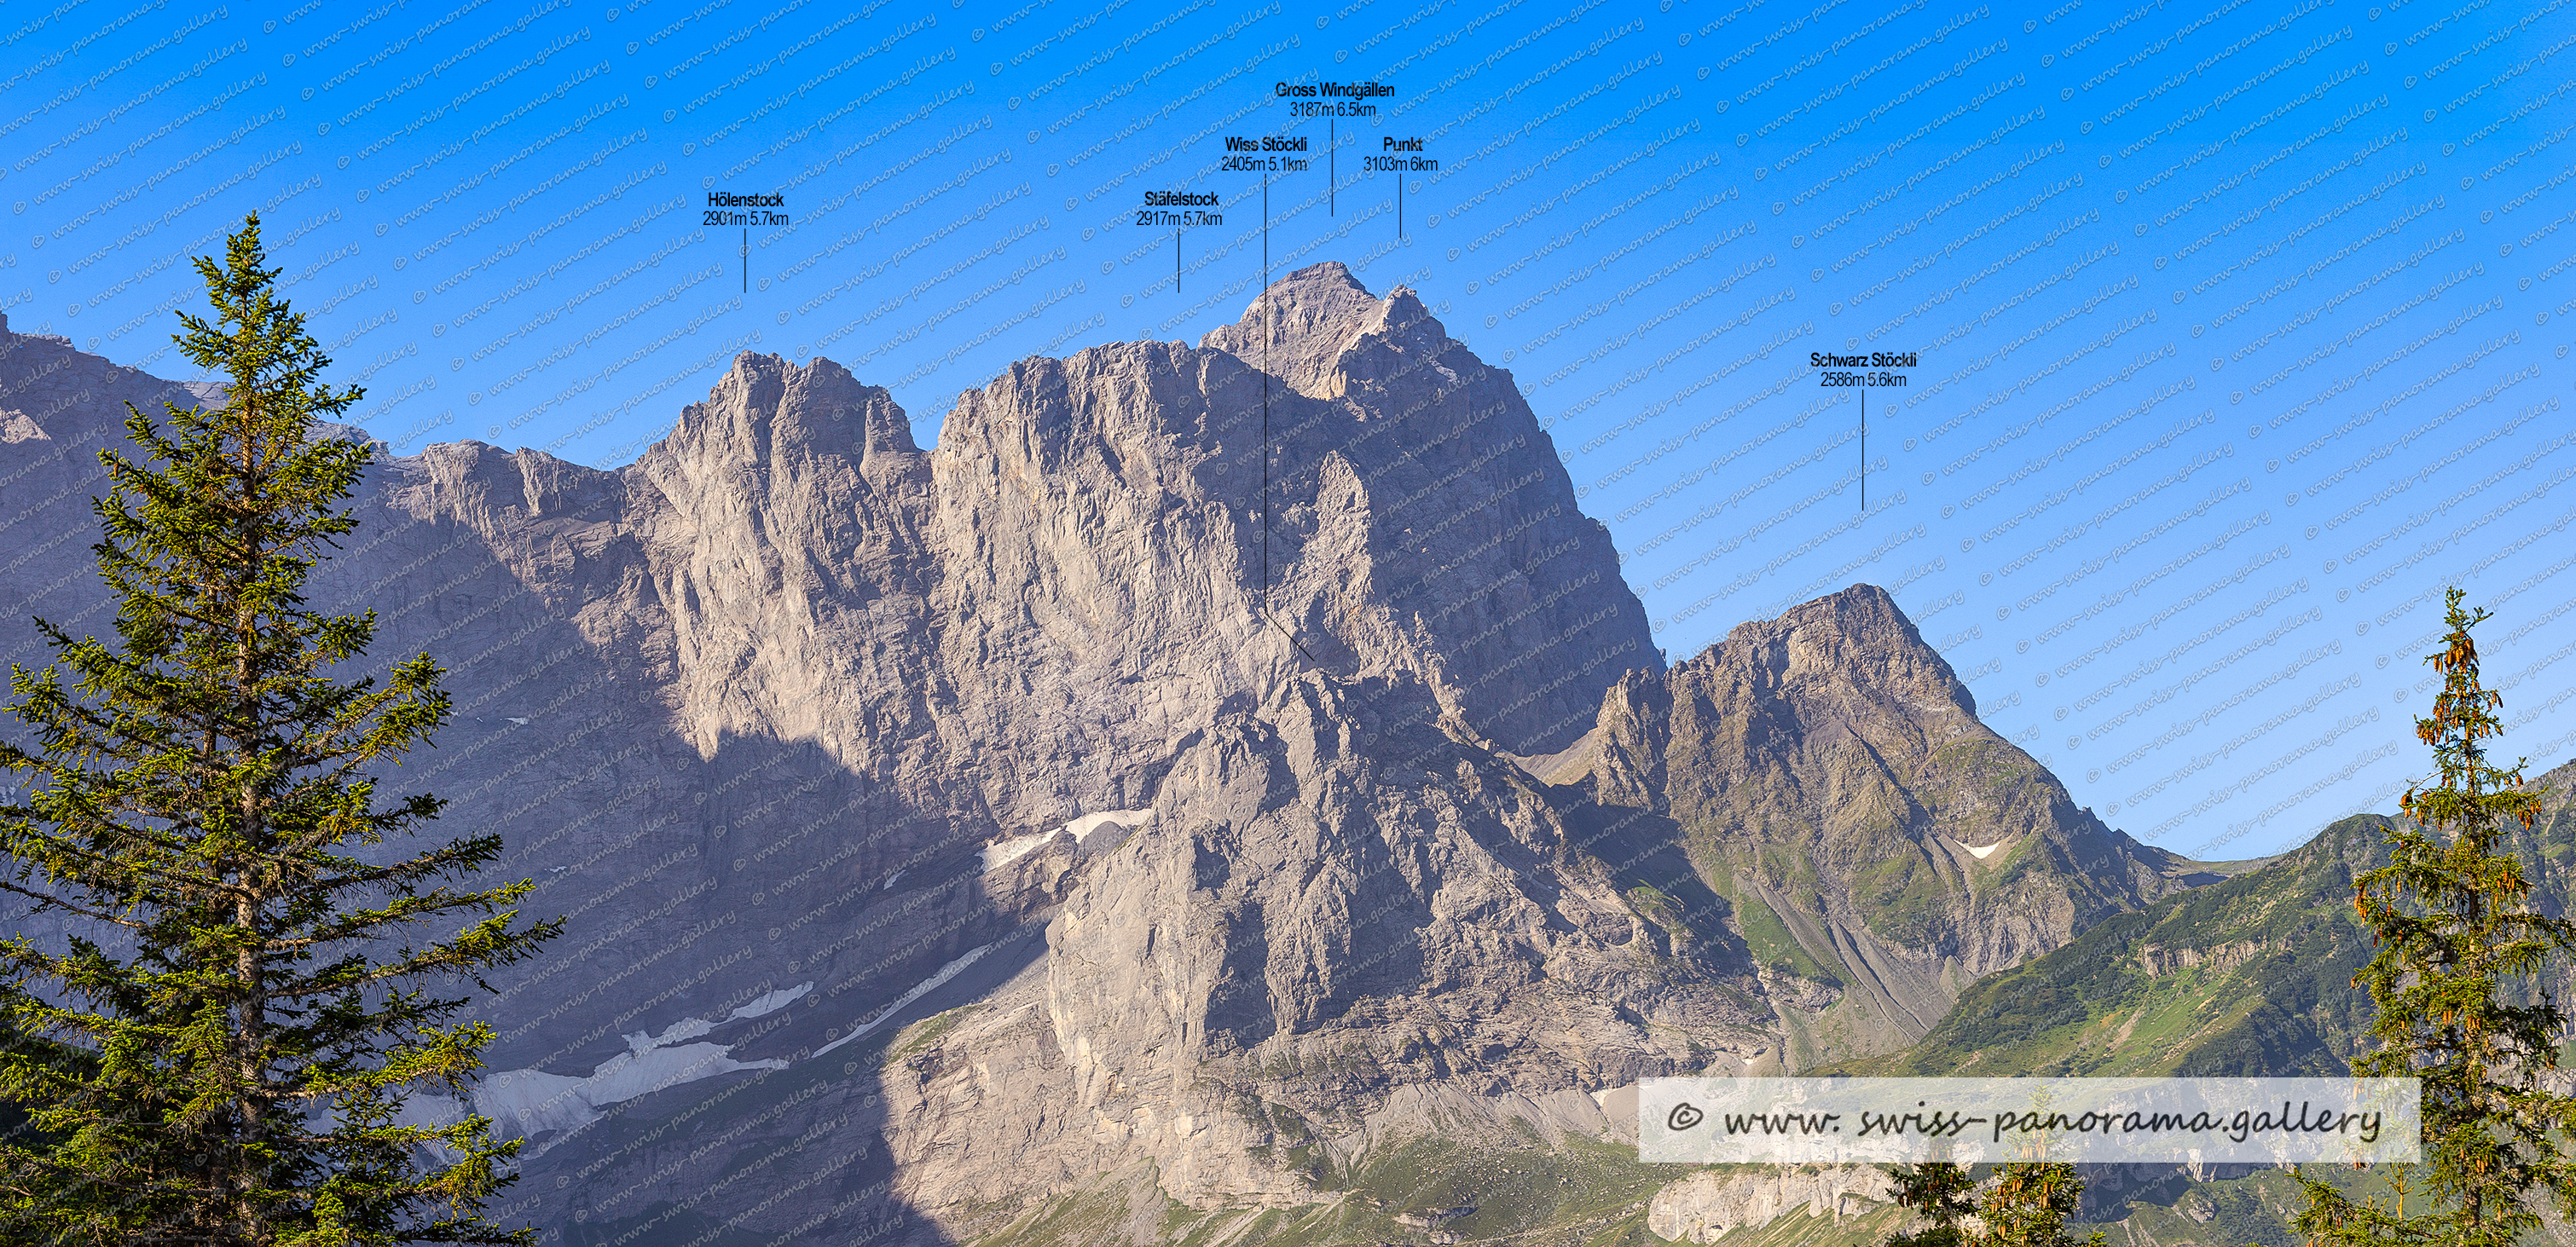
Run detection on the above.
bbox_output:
[0,880,147,929]
[1,817,246,900]
[252,884,526,955]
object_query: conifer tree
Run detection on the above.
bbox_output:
[2292,587,2576,1247]
[1884,1160,1975,1247]
[1967,1163,2101,1247]
[0,215,561,1245]
[1886,1161,2103,1247]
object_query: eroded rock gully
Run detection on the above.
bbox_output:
[0,274,2192,1244]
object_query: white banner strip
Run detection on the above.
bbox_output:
[1637,1077,2419,1163]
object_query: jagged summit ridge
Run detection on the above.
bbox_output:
[310,262,1650,857]
[1566,583,2192,1065]
[1195,260,1425,401]
[654,350,920,468]
[923,263,1655,757]
[0,278,2205,1246]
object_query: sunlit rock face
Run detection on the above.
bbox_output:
[1566,584,2194,1068]
[0,275,2182,1246]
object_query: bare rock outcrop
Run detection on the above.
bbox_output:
[1560,584,2196,1065]
[1647,1165,1896,1244]
[0,269,2200,1246]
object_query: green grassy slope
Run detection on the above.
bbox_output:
[958,764,2576,1246]
[1821,814,2390,1080]
[1834,758,2576,1081]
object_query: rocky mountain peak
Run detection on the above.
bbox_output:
[1553,583,2197,1065]
[1709,583,1977,717]
[655,350,918,475]
[0,274,2226,1247]
[915,268,1651,759]
[1198,260,1446,401]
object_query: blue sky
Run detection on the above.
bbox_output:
[5,0,2571,858]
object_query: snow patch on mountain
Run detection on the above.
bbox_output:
[1064,808,1153,846]
[982,809,1155,872]
[728,982,813,1020]
[471,1014,790,1146]
[814,943,994,1057]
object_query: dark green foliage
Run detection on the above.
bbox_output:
[2294,590,2576,1247]
[0,216,562,1245]
[1970,1163,2102,1247]
[2168,990,2345,1078]
[1885,1161,1974,1247]
[1890,1163,2104,1247]
[1874,907,2149,1062]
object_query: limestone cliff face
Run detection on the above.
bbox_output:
[584,262,1649,840]
[0,277,2191,1247]
[1647,1165,1895,1244]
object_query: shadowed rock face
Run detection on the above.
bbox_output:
[0,278,2192,1245]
